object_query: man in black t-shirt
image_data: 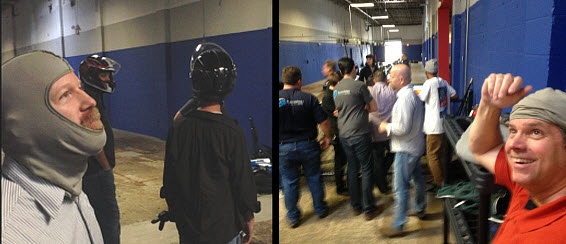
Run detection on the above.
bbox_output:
[279,66,332,228]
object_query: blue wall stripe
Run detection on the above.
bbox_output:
[64,28,273,154]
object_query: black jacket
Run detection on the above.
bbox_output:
[163,110,260,243]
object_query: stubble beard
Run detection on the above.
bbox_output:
[81,107,104,130]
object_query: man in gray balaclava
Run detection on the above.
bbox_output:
[2,50,106,243]
[469,74,566,242]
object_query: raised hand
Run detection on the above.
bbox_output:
[481,73,533,109]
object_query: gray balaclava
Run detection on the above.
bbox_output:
[1,50,106,196]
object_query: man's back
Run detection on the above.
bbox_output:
[369,82,397,142]
[418,77,456,134]
[279,89,326,142]
[163,110,258,243]
[333,78,373,138]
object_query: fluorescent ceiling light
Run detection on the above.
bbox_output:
[389,29,399,32]
[382,25,396,28]
[351,3,374,8]
[372,15,389,19]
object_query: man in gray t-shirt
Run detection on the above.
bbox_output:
[333,57,383,221]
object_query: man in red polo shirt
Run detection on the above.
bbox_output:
[469,73,566,242]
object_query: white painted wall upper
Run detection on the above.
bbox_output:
[280,0,375,43]
[453,0,480,15]
[1,0,272,60]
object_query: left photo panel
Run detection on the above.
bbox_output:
[1,0,273,243]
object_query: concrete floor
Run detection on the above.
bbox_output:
[111,129,272,244]
[278,163,456,243]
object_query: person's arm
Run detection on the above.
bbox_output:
[321,94,336,117]
[95,149,111,171]
[318,119,332,150]
[448,82,458,100]
[379,93,412,136]
[469,73,532,174]
[417,81,429,102]
[366,98,377,113]
[242,215,254,244]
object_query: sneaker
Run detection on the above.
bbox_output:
[379,226,407,238]
[352,209,363,216]
[364,205,384,221]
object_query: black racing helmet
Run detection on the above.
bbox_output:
[79,55,121,93]
[189,43,237,103]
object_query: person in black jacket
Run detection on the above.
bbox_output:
[162,43,260,244]
[321,72,348,195]
[79,54,122,244]
[358,54,377,83]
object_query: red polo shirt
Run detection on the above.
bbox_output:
[493,148,566,243]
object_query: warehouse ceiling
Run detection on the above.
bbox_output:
[336,0,427,26]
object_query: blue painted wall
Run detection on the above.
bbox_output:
[279,41,371,86]
[374,45,385,62]
[402,44,423,61]
[65,28,273,154]
[423,34,437,63]
[449,0,566,114]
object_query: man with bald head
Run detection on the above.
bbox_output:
[378,64,426,237]
[2,51,105,243]
[469,74,566,242]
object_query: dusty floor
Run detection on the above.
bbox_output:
[278,162,456,243]
[112,129,272,244]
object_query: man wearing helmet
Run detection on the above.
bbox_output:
[79,54,122,244]
[2,51,105,243]
[162,43,260,244]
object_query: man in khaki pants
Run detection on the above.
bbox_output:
[417,59,458,188]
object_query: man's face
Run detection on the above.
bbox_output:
[49,72,103,130]
[321,65,332,77]
[388,67,403,91]
[505,118,566,189]
[367,58,373,67]
[402,54,407,61]
[99,72,111,82]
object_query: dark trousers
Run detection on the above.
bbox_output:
[371,141,394,194]
[341,133,376,214]
[333,137,348,193]
[83,169,121,244]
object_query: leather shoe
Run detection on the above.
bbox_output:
[408,210,427,220]
[319,209,329,219]
[364,205,384,221]
[379,226,407,238]
[352,209,363,216]
[290,220,300,228]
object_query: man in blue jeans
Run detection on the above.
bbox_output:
[80,55,122,244]
[378,64,427,237]
[279,66,332,228]
[334,57,383,221]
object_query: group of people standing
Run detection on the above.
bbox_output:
[279,54,457,238]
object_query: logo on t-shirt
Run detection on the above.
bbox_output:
[438,86,448,118]
[335,90,351,97]
[333,90,338,98]
[279,98,287,107]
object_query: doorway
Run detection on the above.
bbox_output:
[384,40,402,65]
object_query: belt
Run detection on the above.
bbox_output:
[279,137,317,144]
